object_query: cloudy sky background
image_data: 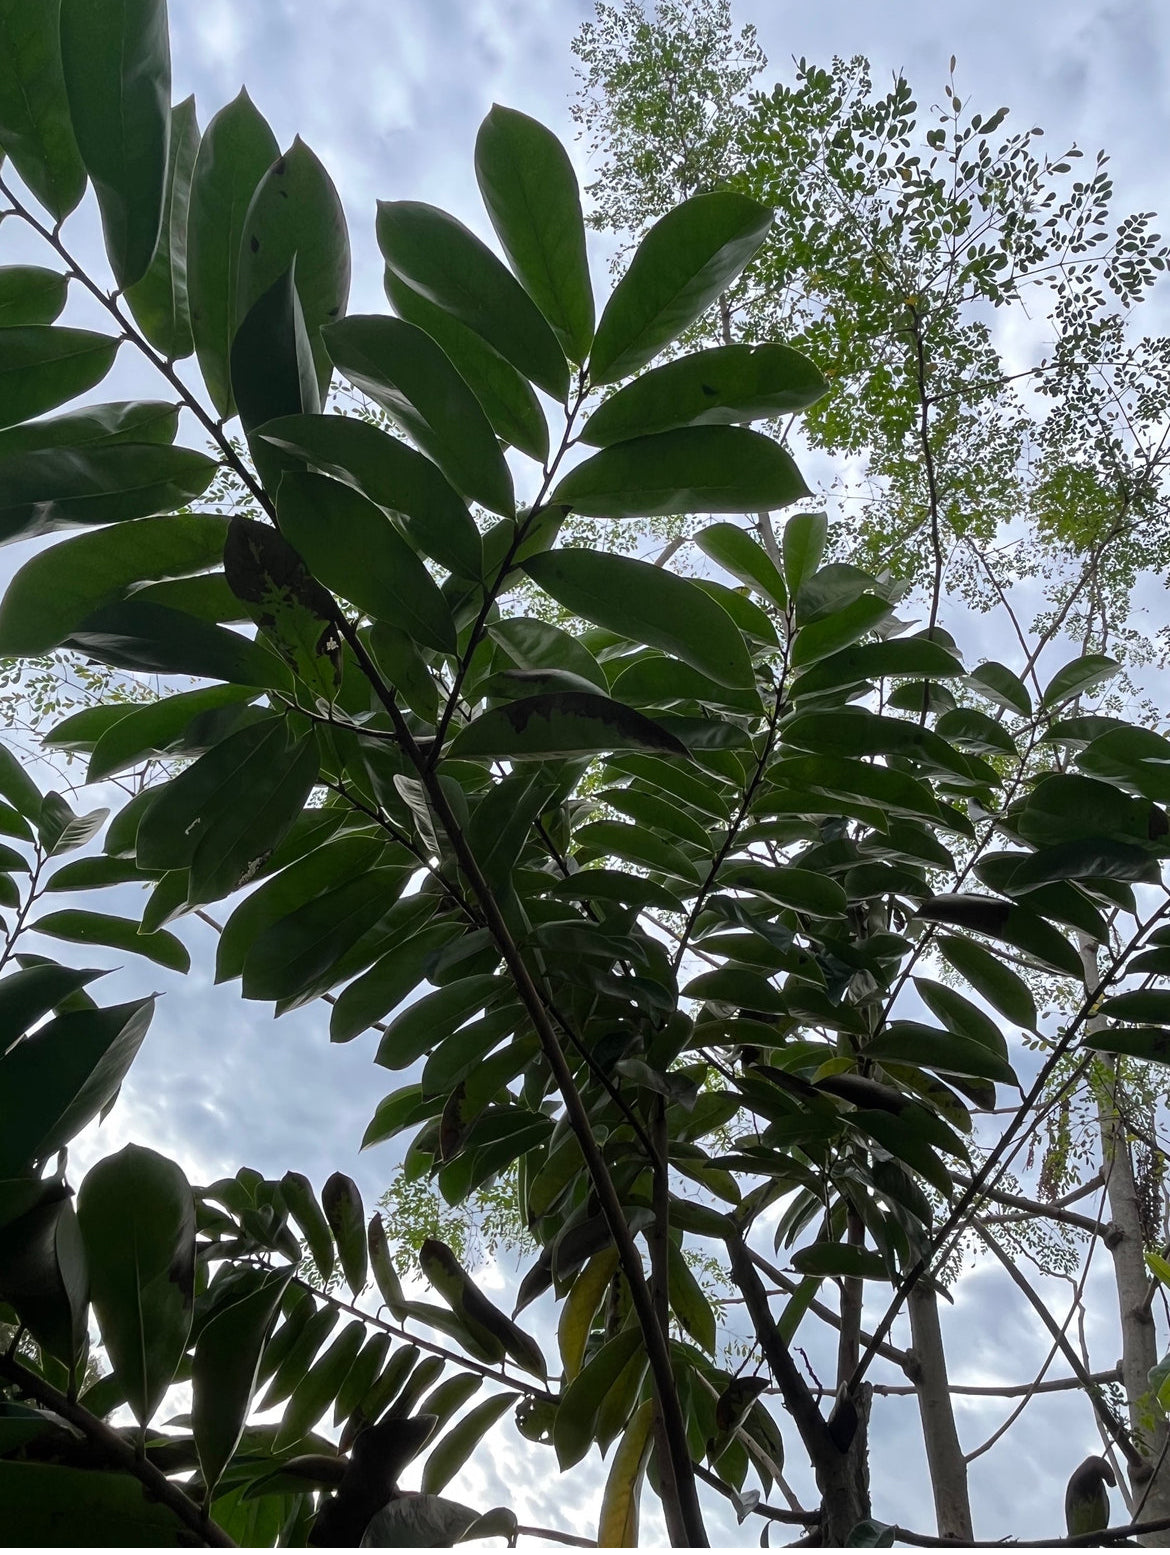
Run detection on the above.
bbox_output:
[2,0,1167,1543]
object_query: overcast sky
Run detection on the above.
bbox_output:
[8,0,1167,1544]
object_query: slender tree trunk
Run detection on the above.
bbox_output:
[906,1285,974,1541]
[1081,936,1170,1544]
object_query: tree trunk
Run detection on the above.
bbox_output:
[1081,935,1170,1544]
[906,1284,974,1541]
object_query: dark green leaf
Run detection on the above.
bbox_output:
[694,522,787,609]
[324,315,514,517]
[914,895,1081,977]
[376,975,508,1073]
[475,104,594,364]
[277,1319,365,1449]
[1083,1027,1170,1066]
[0,398,178,459]
[125,94,200,359]
[451,691,688,761]
[231,264,320,448]
[421,1393,516,1495]
[329,921,462,1044]
[261,412,482,582]
[277,470,456,652]
[377,199,567,398]
[790,638,965,700]
[0,0,85,220]
[193,1266,292,1494]
[791,1243,890,1279]
[0,512,227,655]
[589,192,771,383]
[361,1495,479,1548]
[553,424,808,518]
[525,549,753,690]
[384,268,549,463]
[0,963,106,1048]
[65,599,288,689]
[582,343,826,445]
[60,0,170,288]
[32,909,190,973]
[782,512,827,597]
[864,1022,1017,1085]
[187,87,279,416]
[322,1173,367,1298]
[136,716,318,906]
[0,997,153,1173]
[237,137,351,400]
[242,863,413,1004]
[554,1327,643,1469]
[0,265,67,326]
[966,661,1031,717]
[88,685,256,782]
[76,1144,194,1427]
[281,1171,334,1284]
[0,325,118,433]
[1041,653,1122,710]
[0,442,217,545]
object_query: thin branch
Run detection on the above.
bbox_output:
[0,1353,233,1546]
[872,1368,1122,1398]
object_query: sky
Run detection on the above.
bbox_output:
[3,0,1168,1545]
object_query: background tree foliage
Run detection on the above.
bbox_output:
[2,0,1170,1548]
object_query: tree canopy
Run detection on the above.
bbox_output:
[1,0,1170,1548]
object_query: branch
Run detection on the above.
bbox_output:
[975,1224,1142,1469]
[872,1368,1122,1398]
[0,1353,233,1546]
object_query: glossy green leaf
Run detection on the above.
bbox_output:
[369,623,440,723]
[526,549,753,689]
[0,997,153,1174]
[0,0,85,220]
[223,514,341,699]
[553,424,808,518]
[231,263,321,448]
[384,268,549,462]
[60,0,170,288]
[451,691,688,761]
[329,921,461,1044]
[137,716,318,906]
[377,199,567,398]
[1099,990,1170,1024]
[0,1460,191,1545]
[0,512,227,656]
[915,895,1081,977]
[322,1173,367,1297]
[216,835,386,986]
[583,342,826,447]
[590,191,772,383]
[261,413,482,581]
[65,599,287,689]
[237,136,350,400]
[376,975,507,1073]
[966,661,1031,717]
[32,910,189,973]
[241,863,413,1004]
[280,1172,334,1283]
[474,104,594,364]
[864,1022,1017,1085]
[324,315,514,517]
[0,441,216,545]
[88,685,256,783]
[76,1144,194,1428]
[790,594,893,666]
[368,1213,409,1321]
[125,94,200,359]
[694,521,787,609]
[278,470,456,652]
[790,638,965,700]
[933,935,1036,1029]
[187,88,279,416]
[277,1319,365,1448]
[0,963,106,1047]
[1083,1027,1170,1065]
[0,398,178,459]
[913,978,1008,1057]
[419,1237,545,1378]
[781,511,827,597]
[1041,652,1123,710]
[193,1266,292,1493]
[0,326,118,433]
[554,1327,643,1470]
[0,266,67,326]
[421,1393,516,1495]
